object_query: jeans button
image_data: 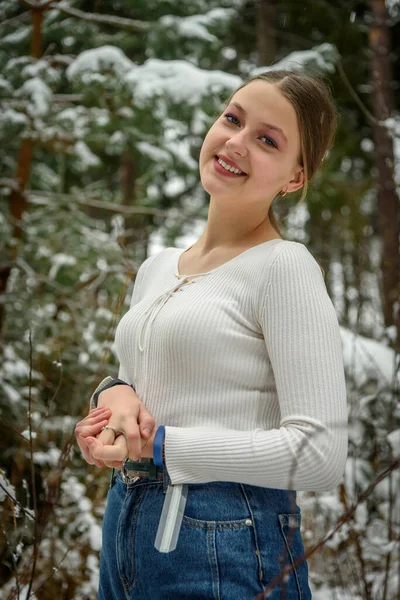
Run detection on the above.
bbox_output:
[245,518,252,526]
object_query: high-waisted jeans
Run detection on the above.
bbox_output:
[99,469,312,600]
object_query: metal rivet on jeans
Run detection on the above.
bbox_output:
[245,518,252,526]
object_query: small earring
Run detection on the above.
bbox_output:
[279,189,287,197]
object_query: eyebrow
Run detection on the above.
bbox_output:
[229,101,288,143]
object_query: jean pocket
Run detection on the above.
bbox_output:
[181,515,264,597]
[278,512,308,599]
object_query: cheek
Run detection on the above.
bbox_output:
[199,129,218,168]
[250,156,288,188]
[201,122,224,151]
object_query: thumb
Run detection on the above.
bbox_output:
[86,436,101,448]
[138,404,155,438]
[140,426,152,438]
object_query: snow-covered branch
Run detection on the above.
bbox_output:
[52,2,149,32]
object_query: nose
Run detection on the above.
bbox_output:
[226,130,248,157]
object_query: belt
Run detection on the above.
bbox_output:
[121,457,164,484]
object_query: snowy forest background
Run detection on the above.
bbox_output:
[0,0,399,599]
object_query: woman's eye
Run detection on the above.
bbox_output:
[260,135,278,149]
[224,113,240,126]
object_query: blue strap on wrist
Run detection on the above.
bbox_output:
[153,426,165,467]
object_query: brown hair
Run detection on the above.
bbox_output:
[222,70,339,238]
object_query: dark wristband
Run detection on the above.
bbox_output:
[92,378,134,407]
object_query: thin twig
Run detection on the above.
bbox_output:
[51,2,149,32]
[0,482,35,520]
[0,416,32,442]
[25,330,38,599]
[1,522,21,598]
[0,9,31,28]
[30,546,71,597]
[336,58,379,125]
[28,191,170,217]
[255,457,400,599]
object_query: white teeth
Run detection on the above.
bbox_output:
[217,157,243,175]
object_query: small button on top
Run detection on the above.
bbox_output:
[245,518,252,526]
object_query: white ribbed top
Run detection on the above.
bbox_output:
[115,239,348,491]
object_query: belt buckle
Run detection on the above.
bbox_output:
[121,459,162,483]
[121,463,142,485]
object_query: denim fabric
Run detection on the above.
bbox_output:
[99,471,312,600]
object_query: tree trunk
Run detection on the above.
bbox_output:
[369,0,400,348]
[256,0,278,67]
[0,5,45,335]
[31,6,43,58]
[121,146,136,206]
[118,146,138,248]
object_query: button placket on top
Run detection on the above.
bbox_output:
[137,272,209,396]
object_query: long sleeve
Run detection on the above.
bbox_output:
[164,243,348,491]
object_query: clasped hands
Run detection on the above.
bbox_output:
[75,385,157,469]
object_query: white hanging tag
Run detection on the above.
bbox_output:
[154,484,188,553]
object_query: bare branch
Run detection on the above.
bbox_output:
[28,191,170,217]
[25,329,38,600]
[255,457,400,599]
[52,94,82,103]
[0,481,35,520]
[74,195,169,217]
[31,546,71,597]
[52,2,149,32]
[0,9,31,28]
[337,58,379,125]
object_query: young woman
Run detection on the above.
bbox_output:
[75,70,348,599]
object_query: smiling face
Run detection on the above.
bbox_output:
[199,80,304,208]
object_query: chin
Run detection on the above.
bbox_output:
[201,178,232,197]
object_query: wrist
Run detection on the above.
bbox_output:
[91,377,134,409]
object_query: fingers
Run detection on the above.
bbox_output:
[75,407,112,465]
[86,433,128,463]
[124,424,142,461]
[102,436,126,468]
[96,427,117,447]
[138,403,156,439]
[75,407,112,434]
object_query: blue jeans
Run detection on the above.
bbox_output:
[99,470,312,599]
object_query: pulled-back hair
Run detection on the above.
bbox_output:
[223,70,339,236]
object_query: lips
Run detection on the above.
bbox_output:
[216,155,247,175]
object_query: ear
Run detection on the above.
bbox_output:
[286,167,304,194]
